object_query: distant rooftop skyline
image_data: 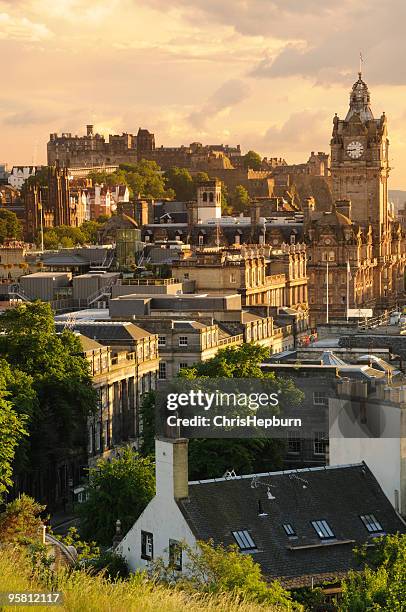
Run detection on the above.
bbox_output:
[1,0,406,188]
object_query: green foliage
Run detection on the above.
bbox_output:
[42,225,86,249]
[86,551,130,580]
[230,185,250,214]
[165,167,195,200]
[40,221,104,249]
[0,363,29,496]
[151,540,301,609]
[0,303,97,496]
[0,546,285,611]
[0,209,22,243]
[0,494,45,543]
[339,534,406,611]
[243,150,262,170]
[57,526,99,562]
[221,182,232,214]
[79,447,155,546]
[139,392,156,456]
[89,160,173,199]
[140,344,301,479]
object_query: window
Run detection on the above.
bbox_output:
[313,432,328,456]
[313,391,328,406]
[169,540,182,570]
[198,234,204,246]
[141,531,153,560]
[230,272,237,283]
[232,530,256,551]
[209,192,214,203]
[158,361,167,380]
[158,335,166,347]
[287,432,301,455]
[183,272,189,279]
[360,514,383,534]
[311,520,335,540]
[179,336,188,347]
[203,192,207,202]
[179,362,188,371]
[283,523,296,537]
[329,251,335,261]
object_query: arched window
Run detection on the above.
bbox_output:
[209,192,214,203]
[203,192,207,202]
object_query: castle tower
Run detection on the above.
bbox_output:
[330,72,389,242]
[195,179,221,223]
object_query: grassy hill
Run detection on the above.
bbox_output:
[0,548,281,612]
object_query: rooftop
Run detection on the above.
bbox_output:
[178,462,405,588]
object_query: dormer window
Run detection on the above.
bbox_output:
[311,520,335,540]
[360,514,383,534]
[232,530,257,551]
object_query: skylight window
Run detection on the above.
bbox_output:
[360,514,383,533]
[283,523,296,536]
[232,530,256,551]
[311,520,335,539]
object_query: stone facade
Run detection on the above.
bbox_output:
[305,73,406,324]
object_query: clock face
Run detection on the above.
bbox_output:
[346,141,364,159]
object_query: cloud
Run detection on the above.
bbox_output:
[0,12,52,41]
[188,79,250,129]
[3,108,59,126]
[252,110,329,157]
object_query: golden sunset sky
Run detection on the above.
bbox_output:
[2,0,406,188]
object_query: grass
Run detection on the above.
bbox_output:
[0,548,282,612]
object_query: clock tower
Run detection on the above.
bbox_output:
[330,72,389,243]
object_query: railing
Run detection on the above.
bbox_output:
[357,309,401,331]
[217,334,243,347]
[87,277,118,306]
[119,278,178,286]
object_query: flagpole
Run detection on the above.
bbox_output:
[326,261,329,324]
[346,260,350,322]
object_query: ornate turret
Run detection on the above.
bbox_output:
[345,72,374,122]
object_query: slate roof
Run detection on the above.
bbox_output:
[177,463,405,588]
[55,321,154,344]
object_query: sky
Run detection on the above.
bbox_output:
[1,0,406,188]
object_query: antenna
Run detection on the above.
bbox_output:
[359,51,364,77]
[289,473,309,489]
[267,487,276,500]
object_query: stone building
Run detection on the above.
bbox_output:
[78,331,159,466]
[172,245,307,310]
[305,72,406,324]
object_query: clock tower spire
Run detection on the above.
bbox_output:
[330,73,389,234]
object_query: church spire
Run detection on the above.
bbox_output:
[345,71,374,122]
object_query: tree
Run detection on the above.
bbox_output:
[0,303,97,503]
[164,167,194,201]
[220,182,232,214]
[0,495,45,543]
[339,534,406,611]
[0,393,27,497]
[243,150,262,170]
[41,225,87,249]
[0,209,22,244]
[79,447,155,546]
[140,344,302,479]
[151,540,301,609]
[230,185,250,214]
[80,220,104,244]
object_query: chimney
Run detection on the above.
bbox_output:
[155,437,189,500]
[335,198,352,219]
[87,124,94,137]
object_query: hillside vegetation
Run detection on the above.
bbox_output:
[0,548,284,612]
